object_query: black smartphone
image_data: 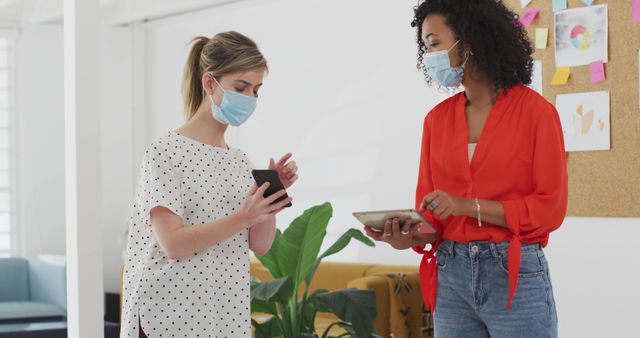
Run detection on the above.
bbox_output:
[251,169,292,208]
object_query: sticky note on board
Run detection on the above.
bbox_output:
[535,28,548,49]
[520,0,532,8]
[519,8,539,27]
[553,0,567,12]
[589,60,606,83]
[634,0,640,23]
[551,67,571,85]
[582,0,595,5]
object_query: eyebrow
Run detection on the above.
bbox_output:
[234,80,262,86]
[423,33,437,40]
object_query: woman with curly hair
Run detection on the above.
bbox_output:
[364,1,567,337]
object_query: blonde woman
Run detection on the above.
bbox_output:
[121,31,298,338]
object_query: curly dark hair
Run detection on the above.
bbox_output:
[411,0,533,91]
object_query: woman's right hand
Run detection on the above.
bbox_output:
[238,182,292,227]
[363,217,425,250]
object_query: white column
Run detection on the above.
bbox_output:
[131,23,147,181]
[63,0,104,337]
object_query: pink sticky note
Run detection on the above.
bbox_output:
[589,60,606,83]
[634,0,640,23]
[519,8,539,27]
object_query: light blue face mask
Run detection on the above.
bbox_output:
[209,76,257,126]
[422,40,469,88]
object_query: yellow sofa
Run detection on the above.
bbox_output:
[250,259,434,337]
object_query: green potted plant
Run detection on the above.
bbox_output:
[251,202,380,338]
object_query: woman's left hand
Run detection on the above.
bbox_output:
[420,189,471,219]
[269,153,299,189]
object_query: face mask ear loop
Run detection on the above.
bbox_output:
[461,52,471,68]
[447,39,461,53]
[210,74,226,94]
[209,74,225,108]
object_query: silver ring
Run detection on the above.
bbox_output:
[430,201,438,209]
[401,230,410,235]
[383,232,391,237]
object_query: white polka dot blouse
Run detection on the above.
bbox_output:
[121,130,254,337]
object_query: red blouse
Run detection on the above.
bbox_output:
[413,84,568,311]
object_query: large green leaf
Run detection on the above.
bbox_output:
[252,276,294,304]
[252,317,282,338]
[333,322,356,338]
[251,297,277,315]
[277,202,332,287]
[315,289,377,338]
[256,229,284,278]
[298,295,320,334]
[304,228,375,285]
[307,288,330,313]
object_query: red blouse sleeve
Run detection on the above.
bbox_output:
[413,114,443,254]
[500,102,569,238]
[415,114,442,228]
[412,113,444,312]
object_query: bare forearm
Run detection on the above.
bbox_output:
[249,217,277,256]
[460,198,507,228]
[163,213,248,259]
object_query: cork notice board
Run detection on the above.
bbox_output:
[503,0,640,216]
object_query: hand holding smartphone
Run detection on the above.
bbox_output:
[251,169,292,208]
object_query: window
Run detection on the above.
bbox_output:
[0,32,16,257]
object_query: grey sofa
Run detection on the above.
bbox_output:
[0,255,66,323]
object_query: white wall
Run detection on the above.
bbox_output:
[18,25,66,256]
[99,27,134,294]
[142,0,640,337]
[17,25,134,293]
[544,217,640,338]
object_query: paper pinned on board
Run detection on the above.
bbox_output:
[589,60,606,83]
[554,4,608,67]
[527,60,543,95]
[556,91,610,152]
[552,67,571,85]
[535,28,549,49]
[553,0,567,12]
[519,8,539,27]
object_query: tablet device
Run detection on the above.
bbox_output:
[352,209,436,234]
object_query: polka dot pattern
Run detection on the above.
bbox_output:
[121,130,254,337]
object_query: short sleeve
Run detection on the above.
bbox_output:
[134,141,184,226]
[243,152,256,171]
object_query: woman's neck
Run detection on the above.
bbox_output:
[178,106,229,148]
[463,69,497,108]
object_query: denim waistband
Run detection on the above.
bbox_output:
[438,239,542,258]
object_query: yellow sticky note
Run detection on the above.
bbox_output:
[535,28,548,49]
[552,67,571,85]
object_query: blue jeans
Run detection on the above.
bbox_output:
[434,239,558,338]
